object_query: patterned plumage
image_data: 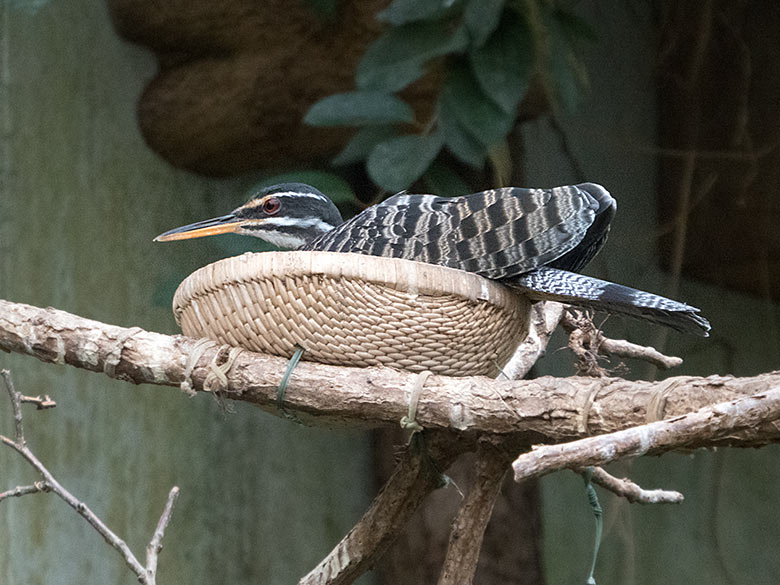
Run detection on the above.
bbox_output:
[155,182,710,336]
[305,183,610,278]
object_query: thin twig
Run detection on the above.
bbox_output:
[578,467,683,504]
[19,393,57,409]
[146,486,181,582]
[1,422,148,577]
[0,480,52,501]
[2,369,24,443]
[599,338,682,369]
[1,370,179,585]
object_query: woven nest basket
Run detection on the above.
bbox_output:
[172,251,530,377]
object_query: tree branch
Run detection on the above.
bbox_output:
[297,303,563,585]
[0,481,52,501]
[500,302,565,379]
[437,438,513,585]
[19,393,57,409]
[299,431,467,585]
[580,467,684,504]
[513,386,780,482]
[5,298,780,585]
[146,487,181,582]
[2,299,780,449]
[562,311,684,373]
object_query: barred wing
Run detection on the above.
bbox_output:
[306,184,610,279]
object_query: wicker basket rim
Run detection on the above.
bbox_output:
[173,251,520,313]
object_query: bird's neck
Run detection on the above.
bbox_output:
[251,215,341,250]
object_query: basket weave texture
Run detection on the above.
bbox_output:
[173,252,530,377]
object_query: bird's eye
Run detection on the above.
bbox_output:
[263,197,281,215]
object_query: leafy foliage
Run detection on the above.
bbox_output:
[356,22,469,92]
[304,0,596,193]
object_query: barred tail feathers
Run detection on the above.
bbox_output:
[511,267,710,337]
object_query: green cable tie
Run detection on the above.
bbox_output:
[277,346,305,423]
[582,467,603,585]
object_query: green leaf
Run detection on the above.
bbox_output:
[464,0,505,47]
[438,96,487,167]
[304,91,415,126]
[469,11,532,113]
[439,65,515,148]
[332,126,397,166]
[253,171,356,207]
[367,132,444,192]
[529,6,595,114]
[357,22,469,92]
[423,161,473,197]
[377,0,450,25]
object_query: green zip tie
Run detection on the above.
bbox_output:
[277,346,304,424]
[582,467,603,585]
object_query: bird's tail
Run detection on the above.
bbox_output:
[510,267,710,337]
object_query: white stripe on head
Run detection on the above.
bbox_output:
[252,216,336,232]
[274,190,329,202]
[242,190,329,210]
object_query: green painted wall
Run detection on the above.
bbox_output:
[0,1,372,583]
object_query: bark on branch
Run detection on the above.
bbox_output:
[299,431,467,585]
[1,299,779,449]
[513,385,780,482]
[437,438,514,585]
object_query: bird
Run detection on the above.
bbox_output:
[155,182,710,336]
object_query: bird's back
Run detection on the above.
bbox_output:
[305,184,612,281]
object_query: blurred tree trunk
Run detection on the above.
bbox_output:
[0,1,372,583]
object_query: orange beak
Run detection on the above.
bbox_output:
[153,214,246,242]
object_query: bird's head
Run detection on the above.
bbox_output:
[154,183,343,249]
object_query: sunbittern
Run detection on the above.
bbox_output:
[155,182,710,336]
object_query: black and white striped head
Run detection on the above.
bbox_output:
[154,183,343,250]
